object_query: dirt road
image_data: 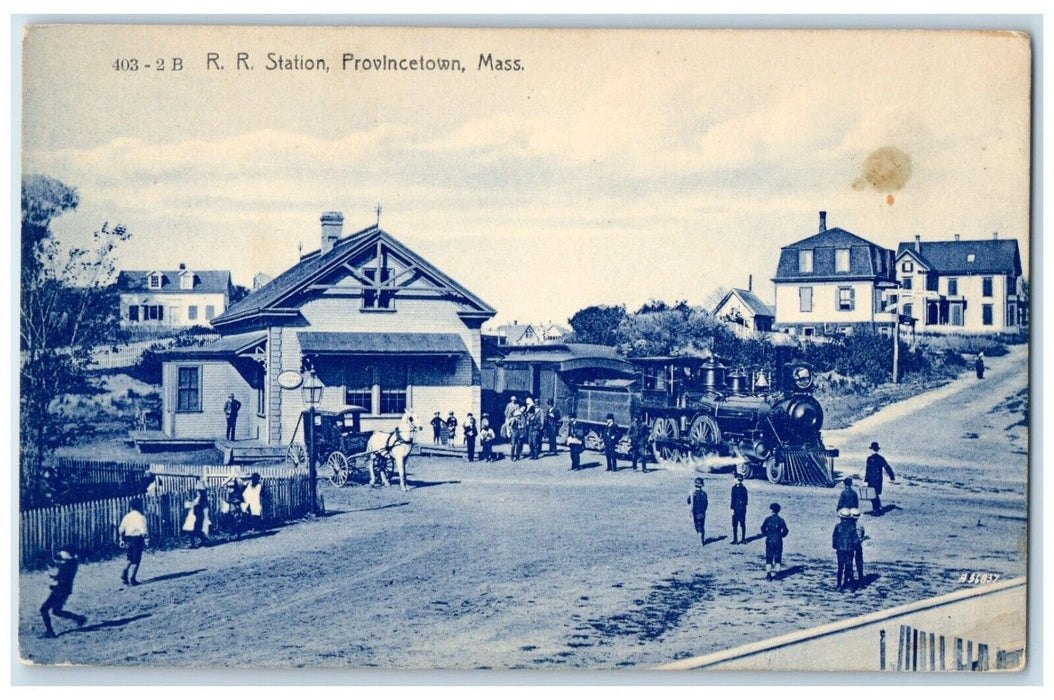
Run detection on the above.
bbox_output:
[19,348,1028,669]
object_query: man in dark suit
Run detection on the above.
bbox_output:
[688,478,708,545]
[602,414,620,472]
[566,415,585,471]
[224,393,241,441]
[730,475,748,544]
[865,441,896,515]
[628,414,650,472]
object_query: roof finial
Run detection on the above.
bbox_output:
[375,202,382,227]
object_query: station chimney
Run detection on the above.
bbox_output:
[819,211,827,232]
[321,211,344,254]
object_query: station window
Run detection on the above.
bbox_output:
[188,305,198,320]
[948,278,958,296]
[176,366,201,412]
[982,304,994,326]
[982,277,993,298]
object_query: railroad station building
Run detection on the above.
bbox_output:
[157,212,496,450]
[771,212,898,337]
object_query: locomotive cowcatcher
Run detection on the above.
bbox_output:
[572,344,838,486]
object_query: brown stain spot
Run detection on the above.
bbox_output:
[852,146,913,194]
[886,194,895,206]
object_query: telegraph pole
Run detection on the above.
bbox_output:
[892,311,900,384]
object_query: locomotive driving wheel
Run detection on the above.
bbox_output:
[687,414,721,462]
[326,451,350,487]
[764,455,786,484]
[650,417,680,463]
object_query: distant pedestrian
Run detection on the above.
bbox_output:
[183,480,211,548]
[837,477,860,511]
[118,497,148,586]
[503,396,520,441]
[545,400,562,455]
[761,503,789,580]
[242,473,264,530]
[865,442,896,515]
[833,508,860,590]
[40,548,86,638]
[527,404,544,460]
[463,413,478,462]
[602,414,620,472]
[224,393,242,441]
[446,411,458,445]
[510,409,526,461]
[628,414,650,472]
[430,412,443,444]
[688,477,709,545]
[850,508,866,581]
[479,417,496,462]
[975,352,985,379]
[566,415,585,470]
[730,475,748,544]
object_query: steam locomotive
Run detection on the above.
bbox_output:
[571,345,838,486]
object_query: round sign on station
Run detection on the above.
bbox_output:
[277,370,304,390]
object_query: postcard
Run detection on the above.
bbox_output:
[17,24,1031,673]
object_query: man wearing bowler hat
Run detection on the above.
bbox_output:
[864,441,896,515]
[864,442,898,514]
[223,393,241,441]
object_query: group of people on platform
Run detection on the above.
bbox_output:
[685,441,895,588]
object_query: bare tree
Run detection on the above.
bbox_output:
[20,175,130,506]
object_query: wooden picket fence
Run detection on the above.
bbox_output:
[882,624,1023,671]
[20,474,314,571]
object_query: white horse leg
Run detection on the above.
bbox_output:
[396,452,408,491]
[368,456,377,486]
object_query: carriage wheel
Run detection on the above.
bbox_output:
[584,430,604,452]
[326,452,350,488]
[687,415,721,461]
[286,442,308,469]
[765,455,785,484]
[345,456,369,485]
[650,417,680,463]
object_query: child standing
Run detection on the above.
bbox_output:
[688,478,709,545]
[761,503,790,580]
[118,498,148,585]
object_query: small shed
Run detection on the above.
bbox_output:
[713,288,775,332]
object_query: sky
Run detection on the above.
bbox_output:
[20,26,1033,327]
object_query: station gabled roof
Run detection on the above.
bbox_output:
[211,223,496,331]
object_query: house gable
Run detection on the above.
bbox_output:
[212,224,496,333]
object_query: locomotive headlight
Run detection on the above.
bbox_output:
[792,366,813,390]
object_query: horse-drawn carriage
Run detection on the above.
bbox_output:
[285,407,415,490]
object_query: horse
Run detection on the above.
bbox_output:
[366,412,419,491]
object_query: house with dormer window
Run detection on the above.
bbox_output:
[157,212,496,443]
[116,264,232,327]
[893,234,1025,333]
[771,212,897,337]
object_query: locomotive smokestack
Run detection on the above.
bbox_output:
[818,211,827,232]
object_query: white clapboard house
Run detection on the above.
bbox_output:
[893,234,1026,333]
[772,212,898,337]
[117,265,232,328]
[158,212,496,445]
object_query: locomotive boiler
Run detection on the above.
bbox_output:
[572,348,838,486]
